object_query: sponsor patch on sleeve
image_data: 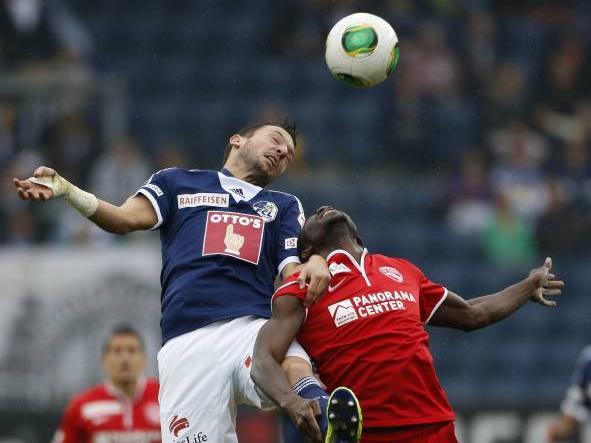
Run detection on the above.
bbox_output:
[144,183,163,197]
[285,237,298,249]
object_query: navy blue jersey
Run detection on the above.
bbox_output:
[562,346,591,422]
[135,168,304,343]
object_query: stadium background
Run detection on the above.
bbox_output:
[1,0,590,441]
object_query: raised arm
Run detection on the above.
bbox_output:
[251,295,322,443]
[429,257,564,331]
[13,166,156,235]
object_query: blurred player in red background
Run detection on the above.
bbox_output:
[252,206,565,443]
[51,325,160,443]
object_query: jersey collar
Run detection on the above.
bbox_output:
[326,248,371,287]
[218,169,262,202]
[105,376,147,402]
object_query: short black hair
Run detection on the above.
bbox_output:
[222,119,298,164]
[102,324,145,354]
[296,213,362,263]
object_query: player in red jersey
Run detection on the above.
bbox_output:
[51,325,161,443]
[252,206,565,443]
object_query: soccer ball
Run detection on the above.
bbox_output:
[325,13,399,88]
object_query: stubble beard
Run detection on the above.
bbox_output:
[242,142,275,187]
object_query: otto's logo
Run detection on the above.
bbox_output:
[202,211,265,264]
[169,415,189,437]
[208,212,263,229]
[379,266,403,283]
[328,299,358,327]
[253,201,278,222]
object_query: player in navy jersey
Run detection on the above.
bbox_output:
[252,205,565,443]
[547,346,591,441]
[13,121,333,443]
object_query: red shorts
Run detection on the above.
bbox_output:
[361,421,458,443]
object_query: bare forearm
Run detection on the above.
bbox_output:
[88,200,138,235]
[251,302,306,409]
[19,168,153,235]
[251,353,301,408]
[467,276,536,328]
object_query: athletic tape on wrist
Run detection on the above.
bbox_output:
[28,175,98,218]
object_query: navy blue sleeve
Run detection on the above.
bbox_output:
[134,168,176,230]
[276,195,305,275]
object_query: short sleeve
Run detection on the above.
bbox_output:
[134,169,175,230]
[418,273,448,324]
[52,397,86,443]
[276,196,305,275]
[272,274,307,304]
[561,347,591,421]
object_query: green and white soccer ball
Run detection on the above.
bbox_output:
[325,12,399,88]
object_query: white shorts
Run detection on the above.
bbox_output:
[158,316,310,443]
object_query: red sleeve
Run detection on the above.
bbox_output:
[418,272,448,324]
[52,397,86,443]
[272,273,307,304]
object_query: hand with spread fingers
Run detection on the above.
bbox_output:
[297,254,331,307]
[284,395,323,443]
[529,257,565,307]
[13,166,62,201]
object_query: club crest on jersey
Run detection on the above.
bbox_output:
[328,299,359,327]
[379,266,403,282]
[202,211,265,264]
[252,201,278,222]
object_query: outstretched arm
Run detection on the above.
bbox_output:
[430,257,564,331]
[252,296,322,443]
[13,166,156,235]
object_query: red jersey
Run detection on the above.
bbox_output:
[273,249,454,429]
[52,377,161,443]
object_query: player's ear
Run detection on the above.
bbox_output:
[229,134,244,149]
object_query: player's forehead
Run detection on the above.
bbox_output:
[106,334,143,349]
[258,125,294,148]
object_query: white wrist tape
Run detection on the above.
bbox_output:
[28,174,99,218]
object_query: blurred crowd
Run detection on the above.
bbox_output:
[1,0,590,269]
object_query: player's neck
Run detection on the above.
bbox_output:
[111,379,139,399]
[325,239,364,263]
[223,163,270,187]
